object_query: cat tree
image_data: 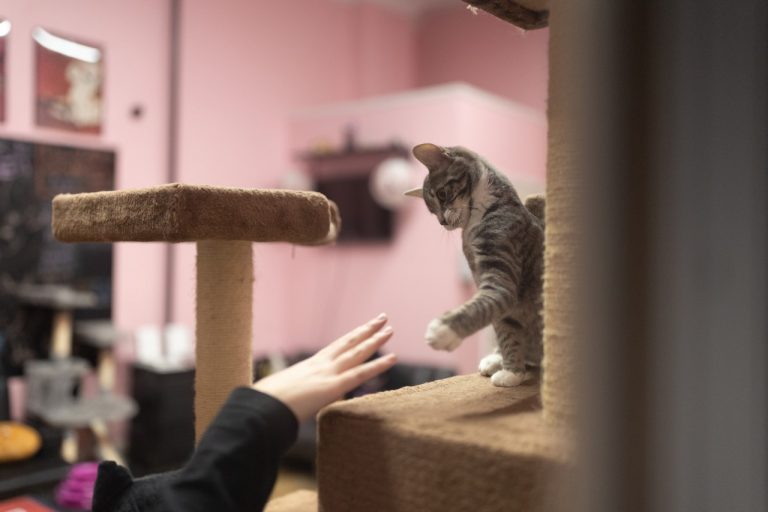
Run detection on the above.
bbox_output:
[53,0,576,508]
[269,1,578,511]
[52,183,340,442]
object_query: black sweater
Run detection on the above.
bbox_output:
[92,387,299,512]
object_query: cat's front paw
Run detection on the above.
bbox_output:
[479,352,503,376]
[490,369,526,387]
[425,318,463,352]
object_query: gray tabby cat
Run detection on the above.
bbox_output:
[406,143,544,387]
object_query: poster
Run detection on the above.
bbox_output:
[33,27,103,134]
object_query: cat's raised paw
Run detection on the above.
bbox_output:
[490,369,526,387]
[425,318,462,352]
[479,352,503,376]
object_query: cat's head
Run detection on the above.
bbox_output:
[406,143,478,231]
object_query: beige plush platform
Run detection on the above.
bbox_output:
[52,183,340,245]
[317,374,571,512]
[265,490,317,512]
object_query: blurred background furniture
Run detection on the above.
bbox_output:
[128,363,194,477]
[24,356,136,465]
[13,284,97,361]
[0,422,66,501]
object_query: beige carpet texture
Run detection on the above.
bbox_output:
[194,240,254,442]
[52,183,340,245]
[541,0,577,428]
[265,490,318,512]
[317,374,570,512]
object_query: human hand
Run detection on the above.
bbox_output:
[253,314,396,422]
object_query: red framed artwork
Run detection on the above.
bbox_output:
[33,27,103,134]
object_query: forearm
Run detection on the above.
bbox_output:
[162,387,299,512]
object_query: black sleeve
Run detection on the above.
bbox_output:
[161,387,299,512]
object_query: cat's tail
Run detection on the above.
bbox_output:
[524,194,545,222]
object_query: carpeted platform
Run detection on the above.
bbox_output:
[52,183,340,245]
[317,374,571,512]
[463,0,549,29]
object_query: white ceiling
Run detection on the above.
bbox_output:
[341,0,459,17]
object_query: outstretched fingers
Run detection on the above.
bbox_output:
[334,326,393,372]
[323,313,388,359]
[338,353,397,392]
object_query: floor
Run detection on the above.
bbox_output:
[270,467,317,499]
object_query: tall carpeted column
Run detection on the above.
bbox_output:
[542,0,578,427]
[195,240,254,442]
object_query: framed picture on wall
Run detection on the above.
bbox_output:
[0,18,10,123]
[33,27,103,134]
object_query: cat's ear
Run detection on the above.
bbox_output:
[413,143,448,171]
[403,187,423,198]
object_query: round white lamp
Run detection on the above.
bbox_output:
[369,157,414,210]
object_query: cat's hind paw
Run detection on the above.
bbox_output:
[479,352,503,376]
[425,318,463,352]
[490,369,526,387]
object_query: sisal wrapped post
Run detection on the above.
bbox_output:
[195,240,253,442]
[541,0,578,427]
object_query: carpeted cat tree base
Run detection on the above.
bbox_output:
[53,183,340,442]
[316,374,570,512]
[262,374,571,512]
[272,1,573,509]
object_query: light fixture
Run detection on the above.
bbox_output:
[32,27,101,63]
[369,157,415,210]
[0,19,11,38]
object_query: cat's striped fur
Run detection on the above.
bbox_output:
[411,143,544,387]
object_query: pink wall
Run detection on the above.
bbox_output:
[0,0,171,333]
[287,84,547,374]
[171,2,549,371]
[1,0,549,383]
[355,4,417,97]
[171,0,418,354]
[0,0,170,422]
[416,6,549,112]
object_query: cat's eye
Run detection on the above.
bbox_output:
[437,189,448,202]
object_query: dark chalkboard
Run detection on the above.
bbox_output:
[0,137,115,374]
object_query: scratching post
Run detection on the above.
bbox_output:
[195,240,253,441]
[52,183,340,447]
[313,3,572,511]
[541,0,576,427]
[466,0,576,428]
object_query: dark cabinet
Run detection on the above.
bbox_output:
[128,364,194,477]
